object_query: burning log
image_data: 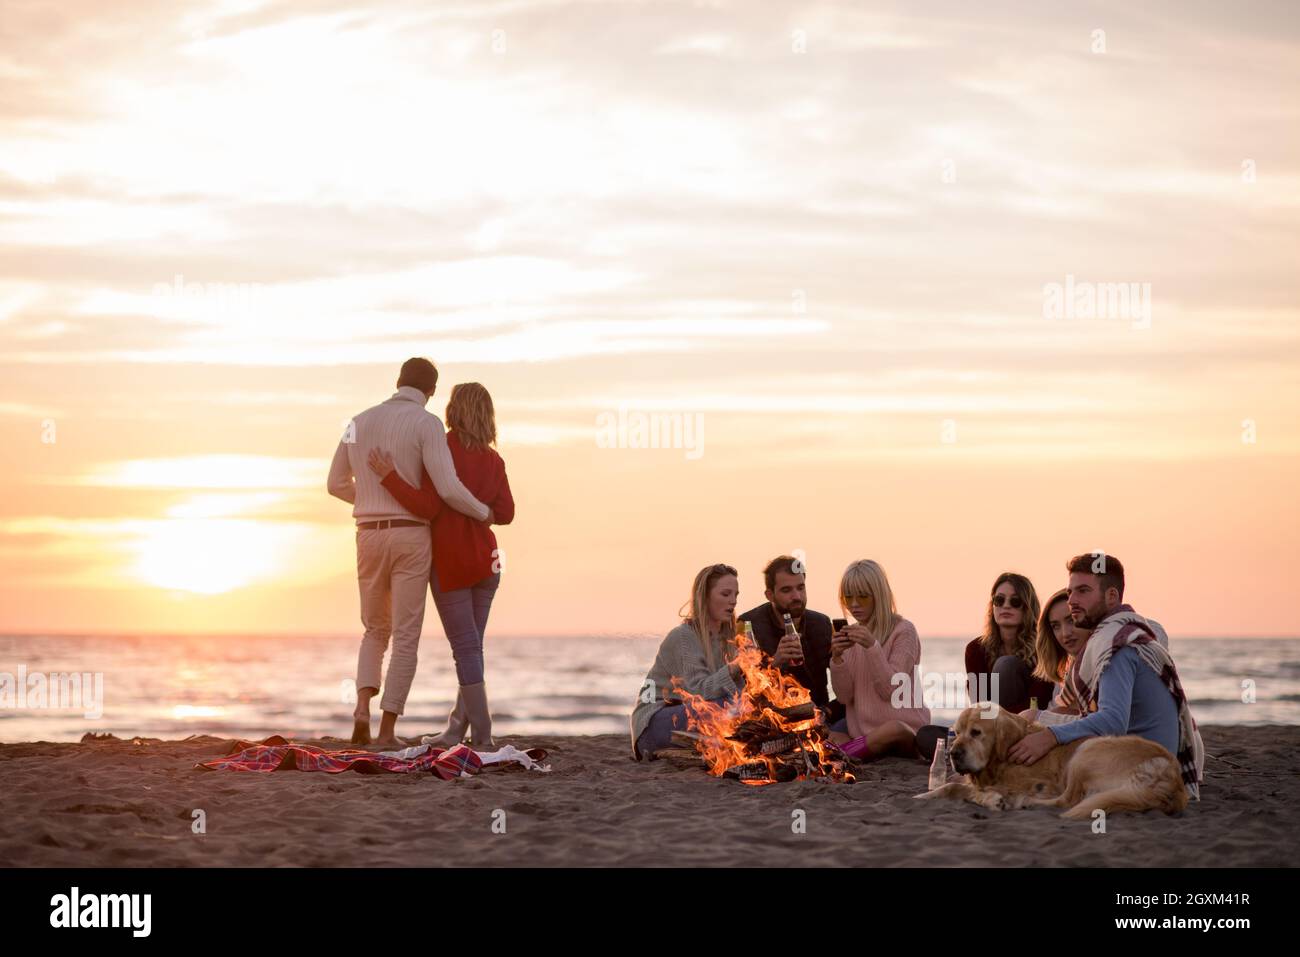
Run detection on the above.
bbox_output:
[770,701,816,722]
[668,629,854,785]
[724,761,799,784]
[753,734,798,756]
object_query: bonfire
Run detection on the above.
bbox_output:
[670,629,854,785]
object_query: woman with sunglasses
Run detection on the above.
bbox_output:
[630,563,745,760]
[964,572,1055,714]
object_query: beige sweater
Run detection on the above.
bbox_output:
[630,622,740,758]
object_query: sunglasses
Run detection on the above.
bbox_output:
[992,594,1024,609]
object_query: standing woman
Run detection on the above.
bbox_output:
[827,559,933,760]
[368,382,514,749]
[965,572,1054,714]
[631,564,744,760]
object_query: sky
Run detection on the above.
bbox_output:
[1,0,1297,639]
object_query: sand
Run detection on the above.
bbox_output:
[0,725,1294,867]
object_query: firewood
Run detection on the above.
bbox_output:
[773,701,816,721]
[653,747,705,767]
[756,734,798,756]
[670,730,704,749]
[723,761,799,784]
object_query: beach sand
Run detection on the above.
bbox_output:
[0,726,1294,867]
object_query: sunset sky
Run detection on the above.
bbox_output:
[2,0,1297,639]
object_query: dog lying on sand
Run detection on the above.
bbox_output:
[914,703,1188,819]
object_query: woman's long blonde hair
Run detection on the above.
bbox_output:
[981,571,1041,666]
[678,563,738,669]
[1034,588,1071,683]
[446,382,497,450]
[837,559,900,643]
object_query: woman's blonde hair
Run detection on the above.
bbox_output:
[445,382,496,450]
[1034,588,1071,683]
[678,563,738,669]
[981,571,1041,667]
[837,559,899,644]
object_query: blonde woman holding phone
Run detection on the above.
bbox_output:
[828,559,935,761]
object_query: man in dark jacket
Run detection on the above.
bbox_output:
[738,555,845,725]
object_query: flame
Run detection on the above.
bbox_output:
[670,629,853,784]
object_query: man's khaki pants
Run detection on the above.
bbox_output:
[354,525,432,715]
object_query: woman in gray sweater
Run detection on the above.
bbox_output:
[630,563,745,759]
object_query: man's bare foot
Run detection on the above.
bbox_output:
[350,719,372,745]
[373,735,406,750]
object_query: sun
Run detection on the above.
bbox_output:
[131,518,292,595]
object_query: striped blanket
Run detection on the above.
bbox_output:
[197,735,482,780]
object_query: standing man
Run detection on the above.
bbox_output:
[738,555,844,725]
[328,357,493,748]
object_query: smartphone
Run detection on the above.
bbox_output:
[830,618,849,663]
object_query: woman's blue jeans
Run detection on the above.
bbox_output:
[636,695,735,757]
[430,565,500,686]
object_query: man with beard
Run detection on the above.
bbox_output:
[737,555,845,725]
[1007,553,1205,798]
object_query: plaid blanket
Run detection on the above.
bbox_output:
[196,735,482,780]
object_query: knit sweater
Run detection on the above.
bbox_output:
[829,617,931,737]
[326,386,488,522]
[630,622,740,759]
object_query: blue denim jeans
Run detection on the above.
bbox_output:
[430,565,500,686]
[635,695,736,757]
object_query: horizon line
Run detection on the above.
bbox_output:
[2,630,1297,642]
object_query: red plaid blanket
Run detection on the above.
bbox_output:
[197,735,482,780]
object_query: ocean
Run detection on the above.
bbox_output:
[1,633,1297,743]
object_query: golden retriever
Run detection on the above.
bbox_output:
[914,703,1188,819]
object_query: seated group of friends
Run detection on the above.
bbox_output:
[630,552,1202,794]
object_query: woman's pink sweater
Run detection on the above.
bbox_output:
[829,616,931,737]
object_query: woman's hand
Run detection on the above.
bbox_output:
[1008,729,1058,765]
[1019,708,1040,722]
[367,447,395,479]
[842,623,875,647]
[830,632,854,662]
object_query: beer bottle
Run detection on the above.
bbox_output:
[782,612,804,668]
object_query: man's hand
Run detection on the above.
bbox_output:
[773,633,803,668]
[1008,729,1058,765]
[366,447,395,479]
[1018,708,1040,722]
